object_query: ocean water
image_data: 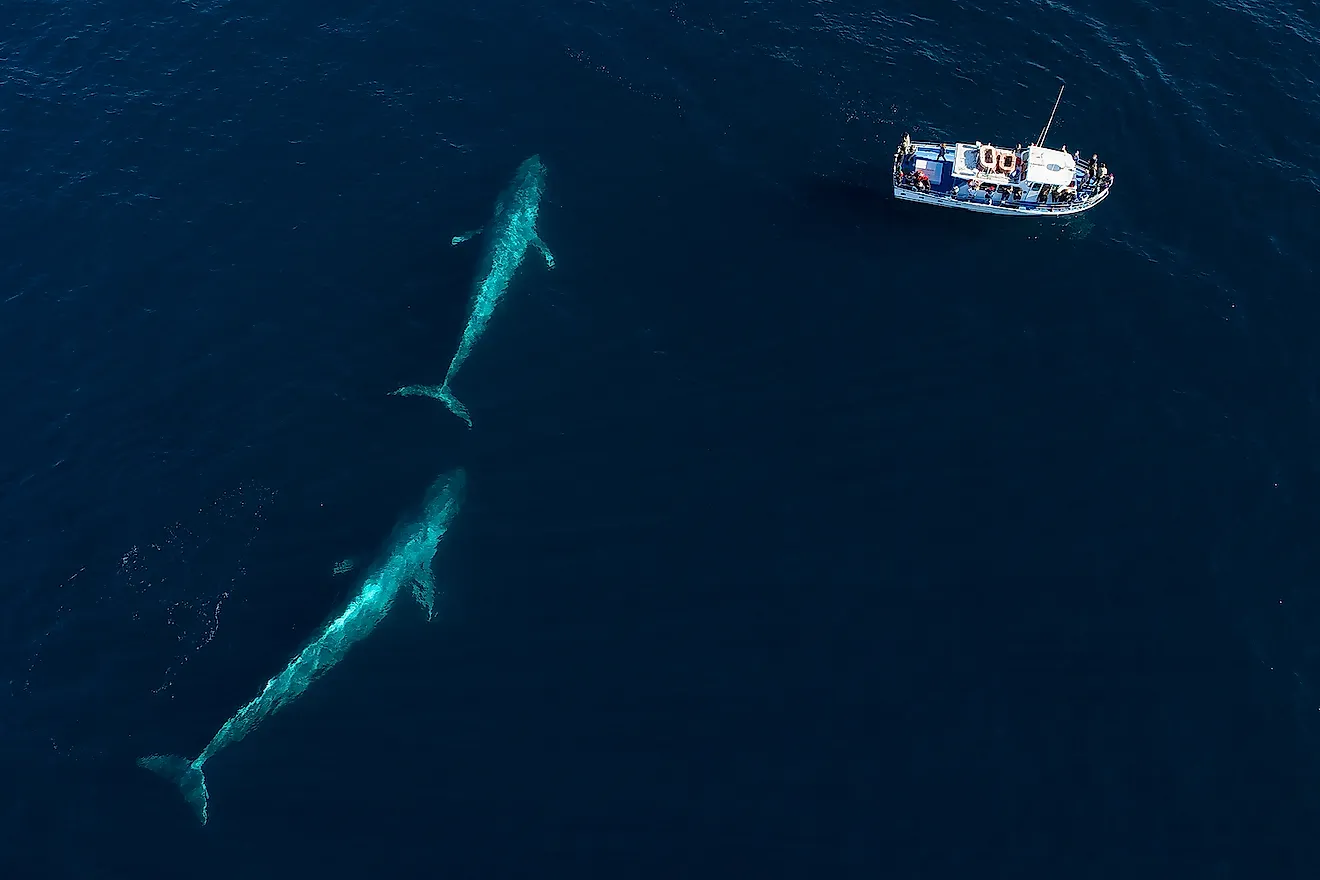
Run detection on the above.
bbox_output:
[3,0,1320,875]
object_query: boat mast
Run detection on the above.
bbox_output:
[1036,83,1064,146]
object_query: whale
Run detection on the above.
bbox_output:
[392,154,555,426]
[137,467,466,824]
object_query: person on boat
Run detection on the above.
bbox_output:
[1098,163,1108,186]
[937,143,947,161]
[900,132,913,156]
[1088,154,1100,182]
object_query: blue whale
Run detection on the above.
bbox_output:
[138,468,466,824]
[392,154,555,426]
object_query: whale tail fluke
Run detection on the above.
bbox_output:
[434,385,472,427]
[139,754,210,825]
[390,383,473,428]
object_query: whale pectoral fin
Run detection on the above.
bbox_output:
[533,236,555,269]
[451,228,483,246]
[412,567,437,621]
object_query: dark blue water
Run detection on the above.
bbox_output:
[4,0,1320,875]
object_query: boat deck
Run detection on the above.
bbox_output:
[904,144,957,194]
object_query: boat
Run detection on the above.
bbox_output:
[891,85,1113,216]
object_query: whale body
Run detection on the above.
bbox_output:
[392,154,555,426]
[138,467,466,824]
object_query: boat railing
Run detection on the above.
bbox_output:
[892,178,1111,213]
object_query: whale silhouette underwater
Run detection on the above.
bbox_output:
[138,468,466,824]
[392,153,555,426]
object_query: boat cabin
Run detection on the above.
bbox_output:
[944,142,1080,207]
[1018,145,1077,199]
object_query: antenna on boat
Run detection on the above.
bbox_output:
[1036,83,1064,146]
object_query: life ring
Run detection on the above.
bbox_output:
[978,145,996,171]
[997,151,1016,175]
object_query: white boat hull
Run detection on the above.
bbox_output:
[892,183,1111,216]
